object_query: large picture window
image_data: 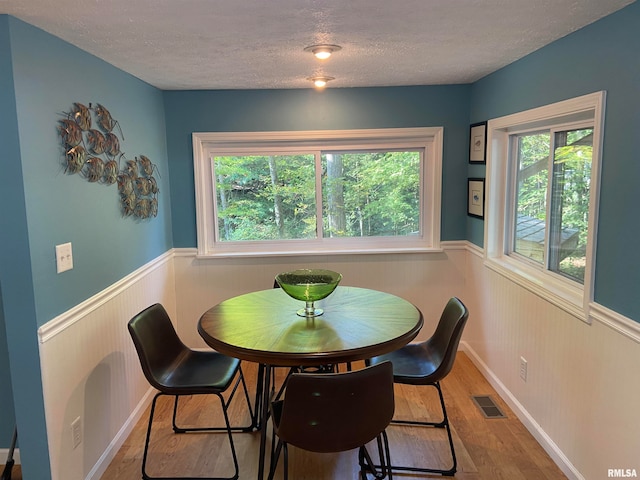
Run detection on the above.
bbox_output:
[485,92,605,321]
[193,128,442,257]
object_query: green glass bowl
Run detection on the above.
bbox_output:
[275,269,342,316]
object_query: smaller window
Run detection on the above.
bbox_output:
[511,127,593,284]
[486,92,605,321]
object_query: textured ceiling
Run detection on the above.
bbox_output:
[1,0,634,90]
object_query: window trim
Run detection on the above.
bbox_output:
[192,128,443,258]
[484,91,606,322]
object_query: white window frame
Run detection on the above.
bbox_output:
[193,128,443,258]
[485,91,606,323]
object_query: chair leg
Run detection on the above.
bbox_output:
[172,366,255,433]
[377,431,393,480]
[141,392,161,480]
[272,367,297,403]
[254,363,267,429]
[283,443,289,480]
[359,431,393,480]
[143,391,240,480]
[269,434,389,480]
[236,364,256,429]
[267,439,287,480]
[384,382,457,476]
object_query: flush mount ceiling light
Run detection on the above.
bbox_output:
[307,76,335,88]
[304,44,342,60]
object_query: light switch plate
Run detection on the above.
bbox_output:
[56,242,73,273]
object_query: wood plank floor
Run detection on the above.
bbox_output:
[0,464,20,480]
[97,353,566,480]
[5,352,568,479]
[99,352,567,479]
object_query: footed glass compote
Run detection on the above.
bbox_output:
[275,269,342,317]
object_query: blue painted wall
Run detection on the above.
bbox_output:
[163,85,471,247]
[0,14,41,471]
[0,291,17,459]
[469,1,640,322]
[0,15,172,478]
[10,20,173,323]
[0,19,14,448]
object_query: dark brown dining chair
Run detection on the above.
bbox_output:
[367,297,469,477]
[128,303,254,480]
[267,361,395,480]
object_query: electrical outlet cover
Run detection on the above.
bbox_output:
[56,242,73,273]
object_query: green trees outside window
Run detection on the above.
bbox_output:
[513,128,593,283]
[214,150,421,242]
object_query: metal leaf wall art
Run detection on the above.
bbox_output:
[58,102,159,220]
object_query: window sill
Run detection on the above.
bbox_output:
[195,245,444,259]
[484,256,589,324]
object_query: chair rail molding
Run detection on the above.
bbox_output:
[589,302,640,344]
[38,250,174,343]
[37,249,176,480]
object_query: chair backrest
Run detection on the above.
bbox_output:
[128,303,189,392]
[424,297,469,382]
[275,361,394,453]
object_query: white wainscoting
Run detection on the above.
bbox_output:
[35,244,640,480]
[462,245,640,480]
[172,243,469,349]
[37,251,176,480]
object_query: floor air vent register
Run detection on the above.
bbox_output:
[471,395,506,418]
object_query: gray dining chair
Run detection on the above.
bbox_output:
[367,297,469,476]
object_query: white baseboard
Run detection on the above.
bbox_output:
[85,387,154,480]
[459,341,584,480]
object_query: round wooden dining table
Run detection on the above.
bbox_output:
[198,285,423,480]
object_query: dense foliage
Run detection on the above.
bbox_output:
[214,151,421,241]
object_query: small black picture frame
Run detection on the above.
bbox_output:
[468,178,485,219]
[469,121,487,164]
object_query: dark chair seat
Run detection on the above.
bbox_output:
[156,348,240,394]
[376,341,442,383]
[128,303,254,480]
[368,297,469,477]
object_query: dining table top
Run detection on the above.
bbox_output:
[198,286,424,367]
